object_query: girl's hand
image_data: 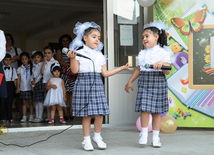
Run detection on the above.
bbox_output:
[16,88,20,94]
[125,82,133,93]
[13,55,19,62]
[51,84,57,89]
[67,50,77,59]
[122,63,134,71]
[31,80,36,86]
[63,95,67,102]
[153,61,164,70]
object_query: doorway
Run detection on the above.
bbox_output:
[0,0,105,128]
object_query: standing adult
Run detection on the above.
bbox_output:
[55,34,77,120]
[5,33,22,70]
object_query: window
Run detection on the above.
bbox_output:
[113,2,144,67]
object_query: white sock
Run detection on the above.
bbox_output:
[35,103,39,118]
[47,106,51,119]
[94,132,101,139]
[141,127,148,133]
[84,136,91,141]
[153,130,160,140]
[38,102,43,119]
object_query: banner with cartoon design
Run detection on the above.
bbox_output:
[154,0,214,127]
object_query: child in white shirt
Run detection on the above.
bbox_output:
[68,22,133,151]
[1,54,18,122]
[31,51,44,122]
[41,46,59,122]
[16,52,34,122]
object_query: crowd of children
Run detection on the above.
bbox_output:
[0,44,68,124]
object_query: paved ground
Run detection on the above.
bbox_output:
[0,124,213,155]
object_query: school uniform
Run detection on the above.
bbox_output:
[31,62,44,102]
[72,45,110,117]
[1,65,18,120]
[136,45,171,114]
[42,58,59,92]
[17,64,32,99]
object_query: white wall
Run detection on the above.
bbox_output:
[108,74,139,125]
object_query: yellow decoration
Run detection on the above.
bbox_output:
[0,126,9,135]
[204,54,210,64]
[160,115,177,133]
[159,0,174,4]
[170,42,182,54]
[205,45,210,54]
[181,87,187,93]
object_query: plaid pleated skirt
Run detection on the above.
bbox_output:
[42,83,47,93]
[20,90,33,99]
[135,71,169,114]
[72,72,110,117]
[33,80,45,103]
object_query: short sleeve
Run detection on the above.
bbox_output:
[137,50,144,66]
[17,67,21,75]
[13,68,18,80]
[162,51,171,64]
[17,48,22,55]
[99,53,106,66]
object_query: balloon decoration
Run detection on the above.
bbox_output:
[136,115,153,132]
[160,115,177,133]
[137,0,156,7]
[159,0,174,4]
[161,112,167,117]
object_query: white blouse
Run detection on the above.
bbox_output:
[76,45,106,73]
[42,58,59,83]
[137,45,171,71]
[17,64,32,91]
[31,61,43,83]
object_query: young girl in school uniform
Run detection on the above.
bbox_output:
[41,46,59,122]
[44,64,67,124]
[16,52,34,122]
[125,21,171,148]
[68,22,133,151]
[31,51,44,122]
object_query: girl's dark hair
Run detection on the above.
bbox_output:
[20,52,33,75]
[58,34,72,49]
[84,27,100,36]
[31,51,44,59]
[44,45,54,53]
[143,27,168,47]
[5,33,14,45]
[50,63,61,74]
[77,27,101,50]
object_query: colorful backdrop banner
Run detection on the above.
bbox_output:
[154,0,214,127]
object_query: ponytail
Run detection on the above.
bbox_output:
[143,27,168,47]
[158,29,168,47]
